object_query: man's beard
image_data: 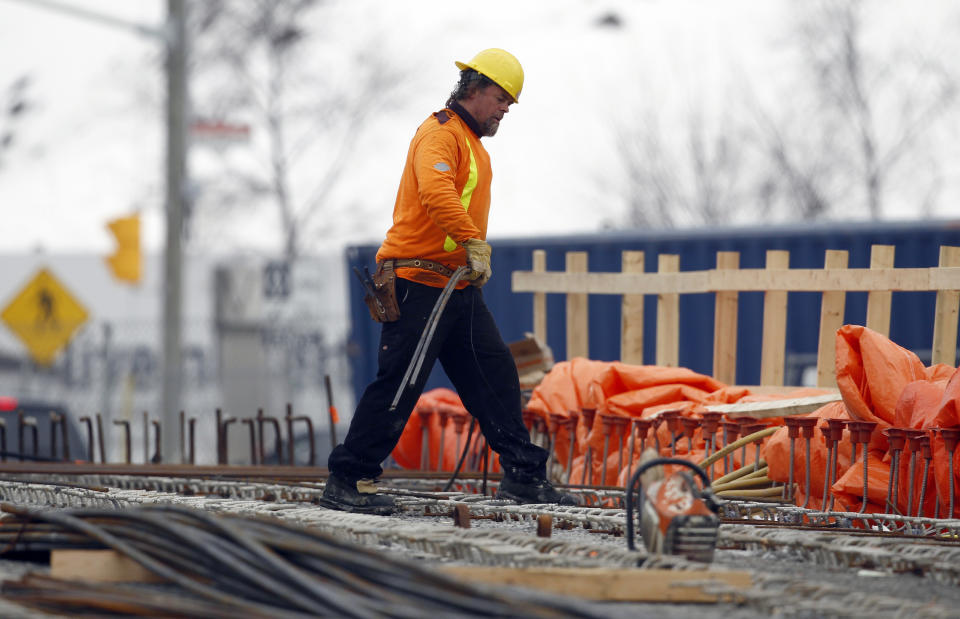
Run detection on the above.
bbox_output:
[482,118,500,137]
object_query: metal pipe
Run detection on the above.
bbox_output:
[285,403,295,466]
[79,416,94,463]
[436,409,450,472]
[699,412,723,482]
[95,413,106,464]
[216,408,224,465]
[261,415,282,466]
[452,413,467,470]
[256,409,266,466]
[906,450,917,518]
[112,420,131,464]
[221,417,237,465]
[951,445,957,518]
[918,456,930,518]
[721,424,730,474]
[884,428,907,514]
[179,410,185,464]
[660,411,681,457]
[16,411,23,462]
[852,421,876,514]
[889,449,901,513]
[580,446,592,486]
[324,374,338,450]
[722,421,740,475]
[599,429,611,486]
[49,412,60,460]
[188,417,196,465]
[241,418,257,465]
[548,413,564,475]
[616,417,633,477]
[142,411,149,465]
[938,428,960,518]
[859,439,869,513]
[151,420,161,464]
[820,422,833,510]
[292,416,315,466]
[565,416,577,485]
[60,412,70,461]
[917,435,933,518]
[788,435,796,502]
[416,407,433,471]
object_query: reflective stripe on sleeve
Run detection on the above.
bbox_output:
[443,138,478,252]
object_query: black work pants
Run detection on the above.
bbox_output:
[328,278,547,482]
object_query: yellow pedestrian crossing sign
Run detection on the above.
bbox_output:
[1,268,89,366]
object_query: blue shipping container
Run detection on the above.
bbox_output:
[345,219,960,402]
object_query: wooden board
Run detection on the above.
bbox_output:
[566,252,589,360]
[532,249,547,344]
[705,393,841,418]
[817,250,848,388]
[512,266,960,295]
[441,566,751,602]
[656,254,680,367]
[865,245,895,337]
[51,549,163,583]
[620,250,645,365]
[932,246,960,367]
[760,250,789,386]
[713,252,740,384]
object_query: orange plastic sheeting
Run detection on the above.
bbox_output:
[529,361,732,485]
[391,388,496,472]
[835,324,927,426]
[767,325,960,516]
[832,451,889,514]
[762,401,853,511]
[527,359,826,486]
[933,370,960,516]
[897,369,960,518]
[525,358,613,419]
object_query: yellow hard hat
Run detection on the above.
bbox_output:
[455,48,524,103]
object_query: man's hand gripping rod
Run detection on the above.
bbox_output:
[389,265,470,412]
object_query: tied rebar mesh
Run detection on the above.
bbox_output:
[0,503,605,619]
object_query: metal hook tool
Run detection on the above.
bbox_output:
[389,265,470,411]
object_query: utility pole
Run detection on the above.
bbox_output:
[6,0,188,462]
[161,0,187,462]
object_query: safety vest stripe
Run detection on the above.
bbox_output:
[443,138,478,252]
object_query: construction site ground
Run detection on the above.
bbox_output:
[0,471,958,617]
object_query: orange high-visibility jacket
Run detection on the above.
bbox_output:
[376,107,491,288]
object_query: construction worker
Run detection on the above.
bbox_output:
[322,48,576,513]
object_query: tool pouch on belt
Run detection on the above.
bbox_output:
[365,262,401,323]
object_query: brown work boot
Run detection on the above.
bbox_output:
[317,475,396,514]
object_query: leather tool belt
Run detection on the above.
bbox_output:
[363,258,456,323]
[379,258,455,278]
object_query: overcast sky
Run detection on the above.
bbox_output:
[1,0,957,257]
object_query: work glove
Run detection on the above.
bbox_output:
[462,238,492,287]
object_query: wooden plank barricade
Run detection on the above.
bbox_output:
[511,245,960,389]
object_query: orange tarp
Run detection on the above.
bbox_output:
[391,388,499,473]
[391,325,959,515]
[763,325,960,516]
[527,360,818,485]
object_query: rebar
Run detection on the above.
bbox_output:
[564,415,577,485]
[112,420,131,464]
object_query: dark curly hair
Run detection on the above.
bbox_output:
[446,69,496,107]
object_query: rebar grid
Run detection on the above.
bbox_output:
[3,476,960,616]
[0,504,606,619]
